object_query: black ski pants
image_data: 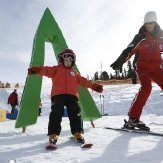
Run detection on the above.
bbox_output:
[48,94,83,135]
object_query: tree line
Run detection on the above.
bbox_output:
[93,60,137,84]
[0,81,20,88]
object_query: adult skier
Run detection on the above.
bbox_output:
[111,11,163,130]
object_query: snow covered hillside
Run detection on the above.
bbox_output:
[0,83,163,163]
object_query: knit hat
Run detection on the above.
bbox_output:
[144,11,157,23]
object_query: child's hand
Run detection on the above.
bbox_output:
[91,84,103,93]
[28,67,40,75]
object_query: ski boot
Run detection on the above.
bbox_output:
[49,134,58,144]
[160,90,163,96]
[73,132,85,144]
[123,118,150,131]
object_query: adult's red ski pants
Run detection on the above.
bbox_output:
[128,67,163,120]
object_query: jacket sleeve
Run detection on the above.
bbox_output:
[117,33,144,62]
[39,66,57,78]
[76,74,93,88]
[126,41,141,60]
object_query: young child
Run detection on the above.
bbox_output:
[28,48,103,147]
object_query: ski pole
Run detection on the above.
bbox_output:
[102,95,104,115]
[100,94,102,115]
[22,127,26,133]
[90,120,95,128]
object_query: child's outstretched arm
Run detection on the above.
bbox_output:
[77,75,103,93]
[28,66,57,78]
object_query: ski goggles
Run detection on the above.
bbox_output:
[62,53,76,61]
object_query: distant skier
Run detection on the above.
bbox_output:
[7,89,19,114]
[111,11,163,130]
[28,48,103,147]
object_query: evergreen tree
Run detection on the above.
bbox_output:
[5,82,10,88]
[100,71,109,80]
[115,70,120,79]
[127,60,137,84]
[123,68,127,79]
[94,71,99,81]
[1,83,4,88]
[127,60,132,78]
[110,73,114,80]
[121,73,125,79]
[15,83,20,88]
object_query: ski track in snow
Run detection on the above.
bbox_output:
[0,83,163,163]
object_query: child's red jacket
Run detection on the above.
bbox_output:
[38,64,93,98]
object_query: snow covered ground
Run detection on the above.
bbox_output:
[0,83,163,163]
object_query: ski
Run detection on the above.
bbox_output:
[45,144,57,150]
[81,143,93,148]
[70,137,93,148]
[105,127,163,137]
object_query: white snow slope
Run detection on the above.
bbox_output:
[0,83,163,163]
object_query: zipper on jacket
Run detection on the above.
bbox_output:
[150,40,155,61]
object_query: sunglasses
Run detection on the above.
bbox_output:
[62,53,76,61]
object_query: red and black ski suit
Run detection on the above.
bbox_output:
[37,64,97,135]
[127,30,163,120]
[8,91,18,114]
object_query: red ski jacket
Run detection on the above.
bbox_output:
[8,92,18,105]
[128,31,163,71]
[38,64,93,98]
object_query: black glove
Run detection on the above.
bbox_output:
[91,84,103,93]
[111,47,132,71]
[28,67,40,75]
[110,59,124,71]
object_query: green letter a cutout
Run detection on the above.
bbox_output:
[15,8,101,128]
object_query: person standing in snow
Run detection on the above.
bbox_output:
[111,11,163,130]
[38,99,42,116]
[7,89,19,114]
[28,48,103,146]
